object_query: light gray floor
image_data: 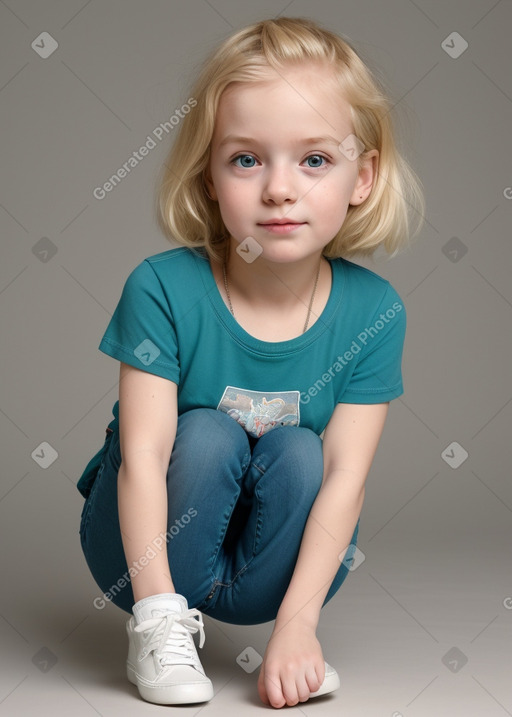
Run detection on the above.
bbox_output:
[1,0,511,714]
[1,446,510,716]
[2,544,511,716]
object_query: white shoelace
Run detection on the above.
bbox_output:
[134,609,206,666]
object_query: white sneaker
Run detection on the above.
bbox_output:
[126,593,214,704]
[309,661,340,698]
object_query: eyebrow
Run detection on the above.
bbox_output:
[218,135,340,148]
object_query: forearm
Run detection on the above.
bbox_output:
[118,458,174,602]
[275,475,365,632]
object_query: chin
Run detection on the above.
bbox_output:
[258,238,317,256]
[260,250,313,265]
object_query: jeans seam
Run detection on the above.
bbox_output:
[206,558,250,601]
[240,463,265,567]
[206,485,244,583]
[79,459,108,546]
[241,448,251,474]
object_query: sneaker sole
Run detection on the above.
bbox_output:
[127,663,214,705]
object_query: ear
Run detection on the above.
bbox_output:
[203,170,218,201]
[350,149,379,205]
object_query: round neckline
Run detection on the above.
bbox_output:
[193,249,344,355]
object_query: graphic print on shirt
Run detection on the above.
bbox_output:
[217,386,300,438]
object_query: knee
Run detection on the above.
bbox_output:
[174,408,250,466]
[268,424,323,469]
[257,426,323,495]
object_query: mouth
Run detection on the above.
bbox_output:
[257,221,306,234]
[258,220,305,226]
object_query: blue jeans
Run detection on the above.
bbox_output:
[80,408,359,625]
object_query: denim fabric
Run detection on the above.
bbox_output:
[80,408,359,625]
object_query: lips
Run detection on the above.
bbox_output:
[258,221,306,234]
[259,219,303,225]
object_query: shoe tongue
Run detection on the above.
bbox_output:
[132,593,188,625]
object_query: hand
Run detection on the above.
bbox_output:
[257,620,325,708]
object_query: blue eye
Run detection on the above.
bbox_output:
[232,154,256,168]
[305,154,327,168]
[231,153,329,168]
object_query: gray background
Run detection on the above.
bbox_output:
[1,1,511,715]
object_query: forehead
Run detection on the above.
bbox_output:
[213,63,353,140]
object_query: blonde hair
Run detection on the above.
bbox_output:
[155,16,425,262]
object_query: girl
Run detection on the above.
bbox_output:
[78,16,424,710]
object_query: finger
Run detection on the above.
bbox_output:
[307,662,324,693]
[257,667,270,705]
[289,669,315,703]
[265,671,286,708]
[316,660,326,684]
[257,684,270,705]
[296,677,313,703]
[279,674,301,707]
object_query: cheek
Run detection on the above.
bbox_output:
[219,182,251,214]
[214,184,246,233]
[219,189,241,217]
[314,170,354,203]
[315,193,350,233]
[317,187,351,214]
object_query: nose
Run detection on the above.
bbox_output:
[261,163,298,205]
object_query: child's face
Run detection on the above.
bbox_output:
[205,62,377,264]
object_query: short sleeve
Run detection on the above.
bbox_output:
[98,260,180,384]
[338,284,406,404]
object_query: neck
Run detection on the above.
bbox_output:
[223,242,326,311]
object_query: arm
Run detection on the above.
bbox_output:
[117,362,178,602]
[258,401,390,708]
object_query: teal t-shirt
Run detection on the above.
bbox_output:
[77,246,406,497]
